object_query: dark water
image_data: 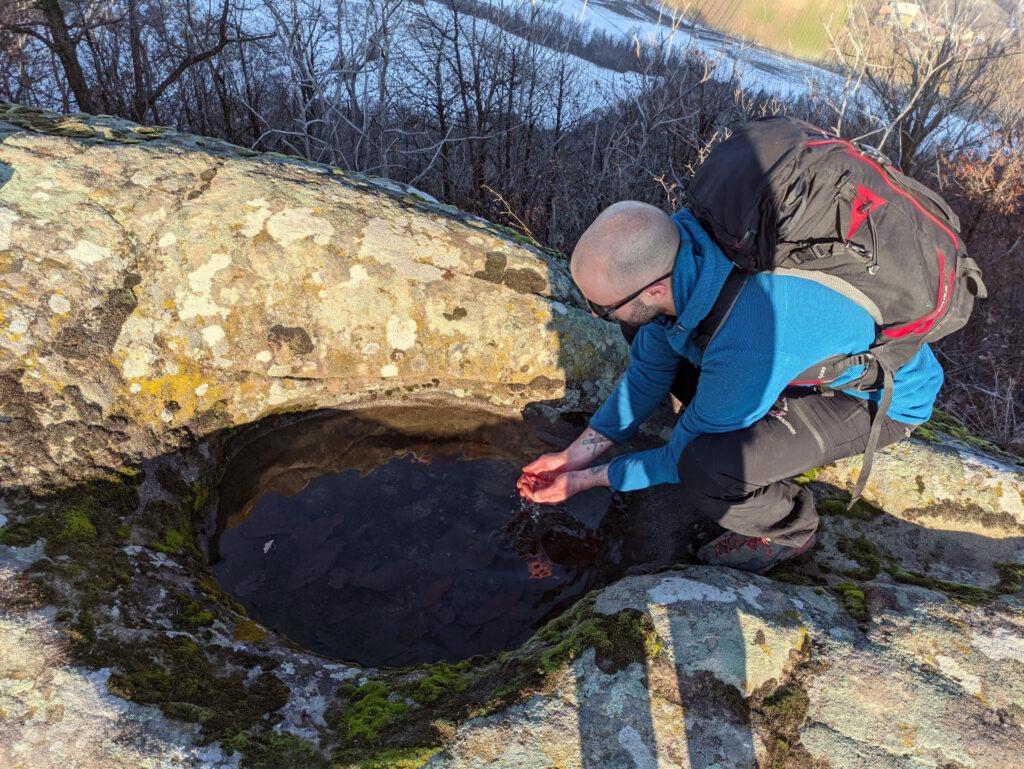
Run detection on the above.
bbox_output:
[210,408,623,667]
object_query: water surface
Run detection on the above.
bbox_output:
[211,408,621,667]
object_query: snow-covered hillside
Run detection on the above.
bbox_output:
[531,0,850,99]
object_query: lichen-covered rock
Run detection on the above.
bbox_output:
[822,432,1024,537]
[0,101,624,492]
[429,568,1024,769]
[1,105,1022,769]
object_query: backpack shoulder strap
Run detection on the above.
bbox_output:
[693,268,748,355]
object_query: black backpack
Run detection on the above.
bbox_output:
[687,116,987,504]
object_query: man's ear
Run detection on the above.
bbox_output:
[646,281,668,299]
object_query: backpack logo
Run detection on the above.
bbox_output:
[847,185,888,240]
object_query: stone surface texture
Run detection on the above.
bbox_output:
[0,105,1022,769]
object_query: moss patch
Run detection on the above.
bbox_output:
[331,746,442,769]
[532,594,661,675]
[884,565,998,605]
[103,636,289,742]
[174,591,217,628]
[764,564,824,586]
[818,497,882,521]
[832,582,867,622]
[793,467,821,486]
[325,596,661,760]
[230,732,326,769]
[234,619,268,643]
[333,680,411,747]
[397,661,474,705]
[1,474,141,556]
[837,536,881,581]
[916,409,1023,464]
[752,681,821,769]
[995,563,1024,594]
[143,497,201,556]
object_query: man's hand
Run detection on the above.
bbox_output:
[517,427,614,503]
[517,463,610,504]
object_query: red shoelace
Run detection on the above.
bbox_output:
[713,535,773,557]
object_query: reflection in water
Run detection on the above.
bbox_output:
[210,409,625,667]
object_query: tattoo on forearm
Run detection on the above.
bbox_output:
[587,465,605,475]
[579,429,612,457]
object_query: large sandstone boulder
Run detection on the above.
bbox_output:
[1,105,1022,769]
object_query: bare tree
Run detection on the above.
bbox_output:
[826,0,1015,173]
[0,0,271,120]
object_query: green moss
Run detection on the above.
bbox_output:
[760,684,810,732]
[333,680,410,747]
[912,425,939,442]
[832,581,868,621]
[198,574,249,615]
[174,592,216,628]
[838,536,881,581]
[919,409,1023,463]
[144,498,200,556]
[331,747,442,769]
[793,467,821,485]
[397,661,473,705]
[185,480,211,513]
[765,565,824,586]
[534,595,661,674]
[884,566,997,604]
[104,635,289,741]
[818,497,881,521]
[237,732,325,769]
[995,563,1024,593]
[56,504,97,543]
[234,619,268,643]
[754,682,813,769]
[1,478,139,555]
[153,527,186,553]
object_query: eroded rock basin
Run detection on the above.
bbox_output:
[210,406,625,666]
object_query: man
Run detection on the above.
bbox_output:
[517,200,941,574]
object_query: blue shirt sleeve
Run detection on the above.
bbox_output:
[605,343,804,492]
[588,320,683,444]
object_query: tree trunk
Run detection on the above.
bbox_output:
[37,0,97,113]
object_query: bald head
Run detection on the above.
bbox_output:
[570,201,679,301]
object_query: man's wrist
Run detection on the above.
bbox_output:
[576,463,610,490]
[568,427,614,467]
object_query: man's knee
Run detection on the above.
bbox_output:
[677,435,749,502]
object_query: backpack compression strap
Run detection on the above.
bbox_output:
[837,356,894,509]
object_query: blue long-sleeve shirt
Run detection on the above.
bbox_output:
[589,209,944,492]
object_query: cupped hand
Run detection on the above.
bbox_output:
[517,469,579,505]
[521,451,568,478]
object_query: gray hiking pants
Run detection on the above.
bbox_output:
[676,388,914,547]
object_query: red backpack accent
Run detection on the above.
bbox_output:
[847,185,887,240]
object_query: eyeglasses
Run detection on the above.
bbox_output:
[584,270,674,320]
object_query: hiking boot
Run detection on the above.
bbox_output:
[697,530,816,575]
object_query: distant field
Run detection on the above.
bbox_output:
[661,0,851,61]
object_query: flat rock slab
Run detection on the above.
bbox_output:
[429,567,1024,769]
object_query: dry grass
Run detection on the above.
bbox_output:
[661,0,851,60]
